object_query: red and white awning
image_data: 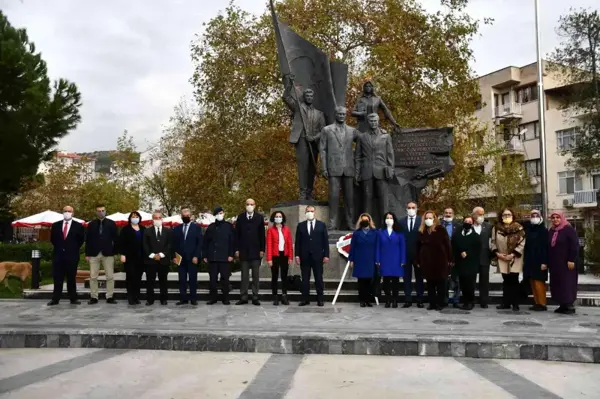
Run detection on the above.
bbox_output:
[12,210,85,228]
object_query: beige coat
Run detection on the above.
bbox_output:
[491,225,526,274]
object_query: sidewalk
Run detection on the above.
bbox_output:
[1,299,600,363]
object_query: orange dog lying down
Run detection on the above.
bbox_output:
[0,262,33,285]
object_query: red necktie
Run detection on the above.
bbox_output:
[63,222,68,239]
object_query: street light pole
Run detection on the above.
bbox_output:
[535,0,550,221]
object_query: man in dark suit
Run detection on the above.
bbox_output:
[85,204,119,305]
[295,205,329,306]
[473,206,492,308]
[235,198,265,306]
[398,201,424,308]
[143,211,173,306]
[47,205,85,306]
[441,207,461,307]
[172,207,202,306]
[203,206,235,305]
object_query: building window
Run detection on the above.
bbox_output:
[558,171,583,194]
[516,84,539,104]
[474,99,483,110]
[556,128,581,151]
[520,121,540,141]
[593,174,600,191]
[525,159,541,177]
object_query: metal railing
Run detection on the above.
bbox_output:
[495,102,523,118]
[574,189,598,206]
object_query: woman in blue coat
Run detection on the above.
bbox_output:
[376,212,406,308]
[349,213,378,307]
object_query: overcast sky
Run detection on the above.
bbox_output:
[1,0,597,152]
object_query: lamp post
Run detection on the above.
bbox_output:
[535,0,550,221]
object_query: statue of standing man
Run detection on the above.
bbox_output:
[320,106,358,230]
[355,114,395,220]
[282,74,326,201]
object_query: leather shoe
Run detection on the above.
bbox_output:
[385,301,391,308]
[402,302,412,308]
[366,302,373,307]
[70,300,81,305]
[145,301,154,306]
[317,301,324,307]
[176,301,189,306]
[252,300,261,306]
[88,298,98,305]
[427,305,436,310]
[135,300,141,305]
[512,305,520,312]
[236,300,248,305]
[360,302,366,308]
[452,303,460,308]
[47,300,59,306]
[496,304,511,310]
[191,300,198,306]
[480,304,488,309]
[207,299,218,305]
[160,300,168,306]
[281,295,289,305]
[417,302,424,308]
[106,298,117,304]
[222,300,231,305]
[298,301,310,306]
[392,300,398,309]
[273,299,279,306]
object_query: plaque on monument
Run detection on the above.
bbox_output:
[388,127,454,217]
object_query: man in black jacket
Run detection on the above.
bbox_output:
[47,206,85,306]
[143,211,173,306]
[295,205,329,306]
[85,204,119,304]
[235,198,265,306]
[473,206,492,308]
[398,201,424,308]
[203,206,235,305]
[441,207,461,307]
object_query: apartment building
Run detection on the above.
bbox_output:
[38,151,97,181]
[474,61,597,237]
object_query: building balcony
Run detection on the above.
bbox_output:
[573,189,599,208]
[495,102,523,121]
[501,137,525,154]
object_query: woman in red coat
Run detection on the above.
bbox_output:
[416,210,453,311]
[266,211,293,306]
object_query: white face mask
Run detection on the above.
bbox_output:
[246,205,255,213]
[63,212,73,221]
[306,212,315,221]
[424,219,434,227]
[274,217,283,224]
[407,209,417,217]
[130,217,140,225]
[476,216,484,225]
[531,217,541,225]
[153,219,163,228]
[215,214,224,221]
[443,217,453,223]
[385,219,394,227]
[502,217,513,224]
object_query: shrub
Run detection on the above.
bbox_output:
[585,229,600,276]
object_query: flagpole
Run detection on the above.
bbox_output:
[535,0,549,221]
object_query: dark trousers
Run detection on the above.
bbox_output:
[146,263,168,303]
[209,262,231,300]
[501,273,520,306]
[427,278,446,308]
[328,176,355,229]
[125,260,144,303]
[295,139,319,200]
[382,277,400,300]
[404,262,424,303]
[478,263,490,305]
[362,178,389,222]
[52,260,77,302]
[301,258,324,301]
[240,259,260,301]
[459,274,477,305]
[178,260,198,301]
[357,278,373,303]
[445,274,460,304]
[271,252,289,295]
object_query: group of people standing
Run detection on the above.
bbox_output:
[347,203,580,313]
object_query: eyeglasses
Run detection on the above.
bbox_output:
[502,214,512,217]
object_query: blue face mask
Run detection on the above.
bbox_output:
[131,217,140,225]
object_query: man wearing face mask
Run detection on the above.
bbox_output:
[234,199,266,306]
[47,206,85,306]
[441,207,461,308]
[399,202,424,308]
[472,206,492,308]
[172,207,203,306]
[203,207,235,305]
[295,206,329,306]
[143,211,173,306]
[85,204,118,305]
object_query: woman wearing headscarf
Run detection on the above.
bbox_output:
[352,81,400,133]
[376,212,406,308]
[118,211,146,305]
[523,210,549,311]
[548,212,579,314]
[349,213,378,307]
[451,216,481,310]
[491,208,526,311]
[416,211,453,311]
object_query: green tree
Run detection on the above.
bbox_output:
[0,11,81,216]
[549,8,600,170]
